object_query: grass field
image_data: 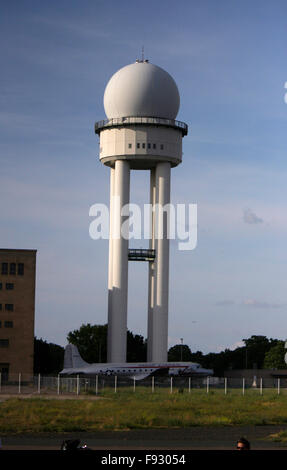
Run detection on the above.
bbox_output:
[1,388,287,434]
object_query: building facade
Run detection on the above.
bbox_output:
[0,249,36,379]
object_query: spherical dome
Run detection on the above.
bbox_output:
[103,61,180,120]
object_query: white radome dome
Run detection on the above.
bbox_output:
[103,61,180,120]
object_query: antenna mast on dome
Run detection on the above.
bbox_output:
[136,46,149,63]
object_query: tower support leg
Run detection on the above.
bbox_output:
[148,162,171,362]
[147,168,156,361]
[107,160,130,363]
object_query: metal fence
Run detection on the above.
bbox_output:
[1,373,287,396]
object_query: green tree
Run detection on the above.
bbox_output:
[67,323,147,363]
[189,351,205,364]
[168,344,192,362]
[243,335,278,369]
[127,331,147,362]
[264,341,286,369]
[67,324,107,363]
[34,337,64,374]
[168,344,192,361]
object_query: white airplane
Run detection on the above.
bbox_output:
[60,344,213,380]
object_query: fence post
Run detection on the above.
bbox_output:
[206,376,209,394]
[96,375,98,395]
[224,377,227,395]
[188,377,191,393]
[38,374,41,394]
[170,377,173,394]
[76,375,80,395]
[57,375,60,395]
[242,377,245,395]
[152,376,154,393]
[260,378,263,395]
[18,373,21,394]
[278,378,280,395]
[115,376,117,393]
[133,377,136,392]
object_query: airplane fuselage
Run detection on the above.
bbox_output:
[61,362,211,378]
[60,344,213,379]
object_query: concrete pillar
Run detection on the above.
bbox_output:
[147,168,156,361]
[107,160,130,363]
[149,162,171,362]
[107,166,115,358]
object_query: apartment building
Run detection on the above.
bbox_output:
[0,249,37,379]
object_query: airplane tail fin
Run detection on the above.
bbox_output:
[64,344,89,369]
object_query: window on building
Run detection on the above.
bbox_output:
[9,263,16,275]
[5,304,13,312]
[142,143,145,149]
[6,283,14,290]
[0,283,2,290]
[0,339,9,348]
[148,143,151,149]
[137,143,140,149]
[153,143,156,149]
[1,263,8,275]
[18,263,24,275]
[160,144,164,150]
[128,143,132,149]
[0,304,2,311]
[0,321,2,328]
[4,321,13,328]
[0,363,9,382]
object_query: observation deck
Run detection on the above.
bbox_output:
[95,116,188,136]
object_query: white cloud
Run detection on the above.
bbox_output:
[215,300,235,306]
[243,208,263,225]
[243,299,284,309]
[215,299,285,310]
[230,341,245,350]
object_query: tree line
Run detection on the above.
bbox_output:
[34,324,287,375]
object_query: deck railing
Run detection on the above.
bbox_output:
[95,116,188,136]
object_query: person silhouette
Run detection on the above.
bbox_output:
[236,437,250,450]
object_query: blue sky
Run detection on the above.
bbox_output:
[1,0,287,353]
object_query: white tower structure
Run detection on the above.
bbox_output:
[95,60,188,363]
